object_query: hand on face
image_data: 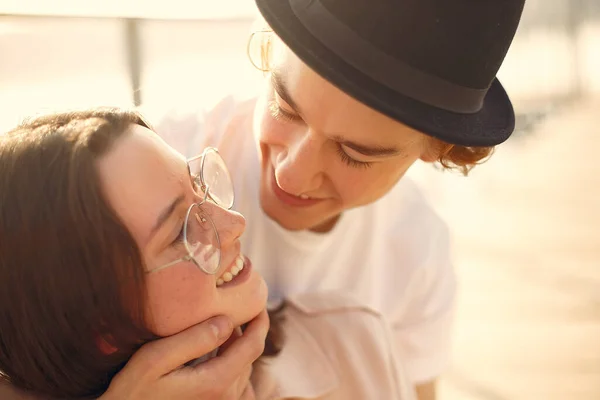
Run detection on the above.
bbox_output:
[0,311,268,400]
[101,310,269,400]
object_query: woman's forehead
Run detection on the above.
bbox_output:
[97,125,185,187]
[96,125,187,242]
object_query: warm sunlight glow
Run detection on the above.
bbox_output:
[1,0,258,19]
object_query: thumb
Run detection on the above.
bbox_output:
[129,316,234,376]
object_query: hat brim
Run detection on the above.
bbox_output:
[256,0,515,147]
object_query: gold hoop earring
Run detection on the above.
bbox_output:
[247,30,272,72]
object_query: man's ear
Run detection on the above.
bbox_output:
[420,135,453,163]
[419,150,439,163]
[419,141,444,163]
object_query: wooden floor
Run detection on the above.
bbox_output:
[408,96,600,400]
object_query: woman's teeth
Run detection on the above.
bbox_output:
[216,255,245,287]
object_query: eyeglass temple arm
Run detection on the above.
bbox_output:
[148,256,189,274]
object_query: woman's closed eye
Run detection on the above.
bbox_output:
[171,222,185,247]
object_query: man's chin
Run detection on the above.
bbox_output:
[263,207,313,231]
[264,208,341,233]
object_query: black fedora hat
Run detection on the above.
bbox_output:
[255,0,526,146]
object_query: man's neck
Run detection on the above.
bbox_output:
[309,214,341,233]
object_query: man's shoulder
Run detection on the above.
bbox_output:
[140,94,256,156]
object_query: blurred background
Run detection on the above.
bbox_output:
[1,1,599,399]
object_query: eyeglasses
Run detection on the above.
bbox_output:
[147,147,234,275]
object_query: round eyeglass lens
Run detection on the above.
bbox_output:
[202,149,234,209]
[184,204,221,274]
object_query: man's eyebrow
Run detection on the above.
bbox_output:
[271,70,302,113]
[272,70,399,158]
[333,135,401,157]
[149,194,186,239]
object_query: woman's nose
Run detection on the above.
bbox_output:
[202,201,246,247]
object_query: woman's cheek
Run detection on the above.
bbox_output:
[144,271,217,336]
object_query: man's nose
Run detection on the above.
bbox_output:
[274,132,324,195]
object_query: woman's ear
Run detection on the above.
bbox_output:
[96,335,118,355]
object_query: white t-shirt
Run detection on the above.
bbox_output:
[153,95,456,385]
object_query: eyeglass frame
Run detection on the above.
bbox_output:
[146,147,234,275]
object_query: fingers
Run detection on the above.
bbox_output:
[128,315,234,377]
[240,380,257,400]
[194,309,269,385]
[105,313,266,400]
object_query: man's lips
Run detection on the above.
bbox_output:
[267,161,325,207]
[270,175,324,207]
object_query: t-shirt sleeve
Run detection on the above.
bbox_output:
[389,207,457,385]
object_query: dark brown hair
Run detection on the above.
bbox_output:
[0,109,155,398]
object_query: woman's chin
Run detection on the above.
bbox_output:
[231,275,268,328]
[147,273,268,338]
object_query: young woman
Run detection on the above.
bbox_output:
[0,109,415,399]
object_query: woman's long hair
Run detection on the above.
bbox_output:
[0,108,285,398]
[0,109,155,398]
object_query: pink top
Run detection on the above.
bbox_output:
[251,292,417,400]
